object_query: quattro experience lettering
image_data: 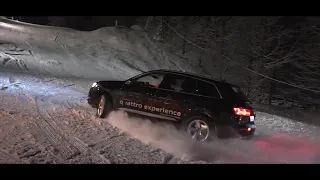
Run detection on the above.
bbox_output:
[119,100,181,117]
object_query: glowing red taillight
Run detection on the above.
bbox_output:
[233,107,251,116]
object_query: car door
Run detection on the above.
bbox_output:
[195,80,226,123]
[117,72,166,116]
[154,73,200,121]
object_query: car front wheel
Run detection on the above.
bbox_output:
[96,94,112,118]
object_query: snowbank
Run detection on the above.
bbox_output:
[0,17,198,82]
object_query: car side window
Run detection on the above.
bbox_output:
[196,80,221,98]
[159,74,197,94]
[134,73,165,88]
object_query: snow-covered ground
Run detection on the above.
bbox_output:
[1,17,320,164]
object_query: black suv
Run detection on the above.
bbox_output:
[87,70,256,141]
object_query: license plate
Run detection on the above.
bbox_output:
[250,116,255,122]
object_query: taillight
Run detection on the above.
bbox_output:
[233,107,251,116]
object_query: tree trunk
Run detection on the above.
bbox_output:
[144,16,153,31]
[182,35,186,54]
[219,20,226,81]
[268,69,276,105]
[247,57,254,96]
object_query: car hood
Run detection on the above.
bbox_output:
[97,80,125,90]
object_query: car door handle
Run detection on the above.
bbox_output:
[164,99,171,104]
[184,99,191,103]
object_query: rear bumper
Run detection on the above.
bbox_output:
[238,124,256,136]
[232,114,256,136]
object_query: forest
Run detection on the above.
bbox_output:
[141,16,320,111]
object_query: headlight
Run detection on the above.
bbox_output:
[91,82,98,88]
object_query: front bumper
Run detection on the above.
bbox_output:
[87,87,101,108]
[87,97,96,107]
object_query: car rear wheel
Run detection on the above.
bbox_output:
[96,94,112,118]
[183,116,217,142]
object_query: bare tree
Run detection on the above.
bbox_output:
[242,16,320,108]
[175,16,245,80]
[242,16,295,105]
[142,16,320,108]
[277,18,320,108]
[149,16,168,43]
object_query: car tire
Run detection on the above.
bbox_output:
[96,94,112,118]
[181,116,217,142]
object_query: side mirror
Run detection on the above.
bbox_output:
[125,80,132,85]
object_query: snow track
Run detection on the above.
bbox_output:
[2,71,320,164]
[0,72,205,164]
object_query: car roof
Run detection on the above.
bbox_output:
[148,69,239,88]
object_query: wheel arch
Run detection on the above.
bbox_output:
[183,108,217,123]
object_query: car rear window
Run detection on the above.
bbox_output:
[196,80,221,99]
[216,83,249,102]
[231,86,249,102]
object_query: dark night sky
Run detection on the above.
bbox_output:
[9,16,310,31]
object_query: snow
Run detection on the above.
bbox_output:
[1,17,320,164]
[0,17,197,80]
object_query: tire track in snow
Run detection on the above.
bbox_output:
[26,121,65,163]
[1,73,112,163]
[33,96,81,160]
[0,149,26,164]
[33,94,111,163]
[4,75,85,160]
